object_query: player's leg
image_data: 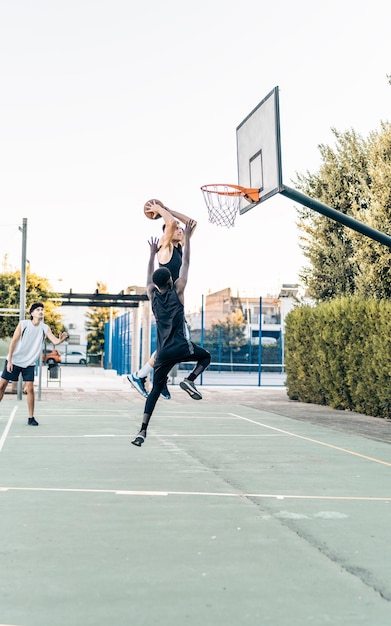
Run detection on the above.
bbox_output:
[131,361,174,447]
[25,382,37,425]
[179,344,211,400]
[0,378,9,402]
[128,351,170,400]
[0,361,18,402]
[160,373,171,400]
[127,352,156,398]
[23,366,38,425]
[0,377,9,401]
[127,363,152,398]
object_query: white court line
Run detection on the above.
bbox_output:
[12,434,119,439]
[167,433,283,437]
[230,412,391,467]
[0,407,18,452]
[0,485,390,501]
[10,433,284,439]
[157,415,239,419]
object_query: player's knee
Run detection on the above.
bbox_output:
[203,353,211,367]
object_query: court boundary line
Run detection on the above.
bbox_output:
[0,485,390,501]
[9,433,284,439]
[0,407,18,453]
[230,412,391,467]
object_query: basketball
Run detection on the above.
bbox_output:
[144,199,164,220]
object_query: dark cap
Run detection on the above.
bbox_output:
[29,302,44,315]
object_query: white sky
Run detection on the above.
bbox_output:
[0,0,390,312]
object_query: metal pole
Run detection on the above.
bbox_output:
[107,307,113,369]
[200,294,205,384]
[257,297,262,387]
[17,218,28,400]
[280,185,391,249]
[37,358,43,400]
[200,295,205,346]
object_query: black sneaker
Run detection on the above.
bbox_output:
[179,379,202,400]
[160,379,171,400]
[28,417,39,426]
[131,430,146,447]
[127,373,148,398]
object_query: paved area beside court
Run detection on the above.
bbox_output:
[1,366,391,626]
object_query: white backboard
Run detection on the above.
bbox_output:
[236,86,283,214]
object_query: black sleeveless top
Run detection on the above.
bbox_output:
[152,286,193,363]
[159,244,183,282]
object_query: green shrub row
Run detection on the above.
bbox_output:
[284,297,391,418]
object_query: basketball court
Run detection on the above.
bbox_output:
[2,86,391,625]
[1,368,391,625]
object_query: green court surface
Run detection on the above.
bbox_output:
[1,372,391,625]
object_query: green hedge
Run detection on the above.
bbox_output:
[284,297,391,418]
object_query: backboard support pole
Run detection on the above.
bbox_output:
[280,184,391,249]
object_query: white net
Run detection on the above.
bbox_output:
[201,184,241,228]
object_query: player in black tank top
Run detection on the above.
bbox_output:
[158,244,182,282]
[128,201,197,401]
[131,220,210,447]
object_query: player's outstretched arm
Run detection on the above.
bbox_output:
[146,237,159,298]
[166,207,197,237]
[148,200,197,239]
[149,203,179,244]
[47,328,68,345]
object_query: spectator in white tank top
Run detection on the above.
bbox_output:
[0,302,68,426]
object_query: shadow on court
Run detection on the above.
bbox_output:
[1,367,391,625]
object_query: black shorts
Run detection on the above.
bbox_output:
[1,361,35,382]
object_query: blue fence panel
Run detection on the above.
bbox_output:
[104,311,132,376]
[103,322,110,370]
[105,306,285,386]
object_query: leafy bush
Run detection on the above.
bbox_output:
[285,297,391,418]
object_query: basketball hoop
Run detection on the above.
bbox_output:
[201,184,260,228]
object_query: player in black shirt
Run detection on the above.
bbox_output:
[128,200,197,400]
[131,220,210,447]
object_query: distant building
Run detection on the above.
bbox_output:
[58,306,88,352]
[186,285,307,344]
[57,284,147,353]
[125,285,147,296]
[57,283,308,354]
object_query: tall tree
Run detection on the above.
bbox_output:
[0,269,63,339]
[85,281,118,355]
[294,123,391,301]
[352,123,391,298]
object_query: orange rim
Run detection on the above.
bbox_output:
[201,184,259,203]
